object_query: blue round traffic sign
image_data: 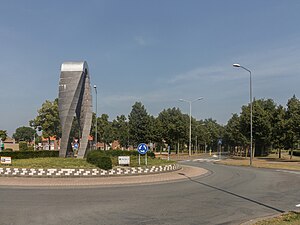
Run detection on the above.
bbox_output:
[137,143,148,155]
[74,143,79,149]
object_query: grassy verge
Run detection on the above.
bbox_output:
[254,212,300,225]
[217,158,300,171]
[217,151,300,171]
[1,156,175,169]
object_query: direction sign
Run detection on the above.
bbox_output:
[137,143,148,155]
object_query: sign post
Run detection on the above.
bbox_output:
[0,138,3,152]
[218,138,222,159]
[137,143,149,166]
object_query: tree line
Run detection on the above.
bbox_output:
[5,95,299,156]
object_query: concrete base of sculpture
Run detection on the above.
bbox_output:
[58,61,93,158]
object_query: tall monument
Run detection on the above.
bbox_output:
[58,61,93,158]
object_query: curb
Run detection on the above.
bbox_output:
[240,210,300,225]
[0,164,181,178]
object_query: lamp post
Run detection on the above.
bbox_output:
[179,97,204,157]
[94,85,98,150]
[233,63,253,166]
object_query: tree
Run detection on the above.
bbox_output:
[285,95,300,158]
[224,114,247,155]
[194,120,210,152]
[30,99,61,149]
[96,114,114,149]
[128,102,151,146]
[271,105,286,158]
[13,126,36,142]
[157,107,187,152]
[147,115,163,149]
[0,130,7,141]
[240,99,274,156]
[202,118,224,152]
[112,115,129,149]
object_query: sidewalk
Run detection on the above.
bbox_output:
[0,165,207,187]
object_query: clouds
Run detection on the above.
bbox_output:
[134,36,147,46]
[168,66,232,84]
[168,38,300,86]
[2,1,300,135]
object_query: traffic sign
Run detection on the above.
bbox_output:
[74,143,79,149]
[137,143,148,155]
[218,139,222,145]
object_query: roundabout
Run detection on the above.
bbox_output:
[0,160,299,225]
[0,164,206,187]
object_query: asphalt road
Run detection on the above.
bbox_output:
[0,161,299,225]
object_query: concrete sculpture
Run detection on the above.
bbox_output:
[58,61,93,158]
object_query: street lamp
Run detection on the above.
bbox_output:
[94,85,98,150]
[233,63,253,166]
[179,97,204,157]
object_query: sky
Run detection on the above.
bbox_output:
[1,0,300,136]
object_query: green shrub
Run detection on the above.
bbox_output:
[19,141,28,151]
[289,150,300,156]
[86,150,155,169]
[86,150,106,165]
[0,150,59,159]
[86,151,112,170]
[94,156,112,170]
[4,148,13,152]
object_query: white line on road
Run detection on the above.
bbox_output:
[193,159,220,162]
[276,170,300,175]
[296,204,300,207]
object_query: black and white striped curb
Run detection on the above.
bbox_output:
[0,164,181,177]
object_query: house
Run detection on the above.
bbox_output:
[3,136,19,151]
[42,136,60,150]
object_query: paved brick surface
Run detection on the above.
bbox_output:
[0,165,207,187]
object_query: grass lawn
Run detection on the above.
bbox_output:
[1,156,175,169]
[2,157,97,169]
[254,212,300,225]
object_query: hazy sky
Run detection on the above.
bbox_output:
[1,0,300,136]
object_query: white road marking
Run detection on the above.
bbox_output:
[276,170,300,175]
[296,204,300,207]
[193,158,220,162]
[180,160,191,162]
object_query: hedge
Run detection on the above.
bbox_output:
[86,151,112,170]
[86,150,106,165]
[86,150,155,169]
[93,156,112,170]
[0,150,59,159]
[103,150,155,158]
[289,150,300,157]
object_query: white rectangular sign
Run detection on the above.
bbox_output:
[1,157,12,165]
[118,156,130,165]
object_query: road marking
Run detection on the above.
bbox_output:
[193,159,220,162]
[180,160,191,162]
[276,170,300,175]
[296,204,300,207]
